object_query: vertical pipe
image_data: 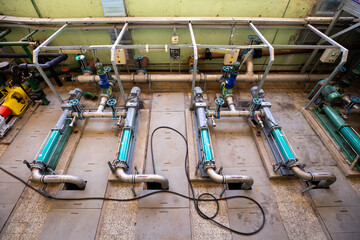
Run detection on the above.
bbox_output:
[249,22,274,97]
[300,1,345,73]
[111,22,128,103]
[305,24,348,108]
[33,23,68,104]
[189,22,198,107]
[21,45,33,60]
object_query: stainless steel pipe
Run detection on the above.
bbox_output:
[115,168,169,190]
[206,168,253,190]
[290,166,336,188]
[31,168,86,189]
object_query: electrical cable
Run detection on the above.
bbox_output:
[149,126,265,235]
[0,126,265,235]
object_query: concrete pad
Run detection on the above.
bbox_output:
[0,182,24,204]
[0,165,29,183]
[225,187,277,209]
[81,118,120,137]
[228,207,288,240]
[307,166,360,207]
[38,209,102,240]
[0,204,15,231]
[135,208,191,240]
[151,92,185,112]
[146,111,186,169]
[317,206,360,234]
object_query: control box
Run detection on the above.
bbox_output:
[320,48,341,63]
[115,49,127,64]
[224,49,240,65]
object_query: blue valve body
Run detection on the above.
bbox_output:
[98,74,110,89]
[225,73,237,89]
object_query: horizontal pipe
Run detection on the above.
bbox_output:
[0,41,37,46]
[69,110,126,118]
[290,166,336,188]
[0,52,65,59]
[115,168,169,190]
[19,54,68,71]
[74,73,329,83]
[206,168,253,190]
[31,168,86,190]
[0,15,355,26]
[206,110,263,117]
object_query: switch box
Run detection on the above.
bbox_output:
[171,35,179,45]
[223,49,240,65]
[115,49,127,64]
[320,48,341,63]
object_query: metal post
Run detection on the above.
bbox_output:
[300,1,345,73]
[33,23,68,104]
[305,24,348,108]
[111,22,128,103]
[249,22,274,97]
[329,22,360,40]
[189,22,198,108]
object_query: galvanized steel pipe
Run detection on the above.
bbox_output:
[290,166,336,188]
[115,168,169,190]
[206,168,253,190]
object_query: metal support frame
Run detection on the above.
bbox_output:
[249,22,274,97]
[305,24,348,108]
[300,1,345,74]
[111,22,128,103]
[189,22,198,107]
[33,23,68,104]
[329,21,360,40]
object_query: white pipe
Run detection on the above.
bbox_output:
[69,111,126,118]
[31,168,86,189]
[97,96,108,112]
[115,168,169,190]
[73,73,329,83]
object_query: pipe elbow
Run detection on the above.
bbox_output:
[115,168,169,190]
[291,166,336,188]
[206,168,253,190]
[31,168,86,190]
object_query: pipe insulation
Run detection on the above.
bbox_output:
[73,73,329,83]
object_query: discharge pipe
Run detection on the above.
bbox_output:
[193,86,254,189]
[111,87,169,190]
[261,104,336,187]
[28,90,86,189]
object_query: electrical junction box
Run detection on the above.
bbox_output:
[224,49,240,65]
[115,49,127,64]
[171,35,179,45]
[320,48,341,63]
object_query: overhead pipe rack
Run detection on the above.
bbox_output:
[27,17,348,108]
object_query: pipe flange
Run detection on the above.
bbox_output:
[203,161,216,171]
[115,160,128,170]
[285,159,300,169]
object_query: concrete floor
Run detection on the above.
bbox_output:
[0,81,360,240]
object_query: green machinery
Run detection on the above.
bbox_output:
[310,62,360,170]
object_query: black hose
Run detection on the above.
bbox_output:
[150,126,265,235]
[0,126,265,235]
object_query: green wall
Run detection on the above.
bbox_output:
[0,0,338,71]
